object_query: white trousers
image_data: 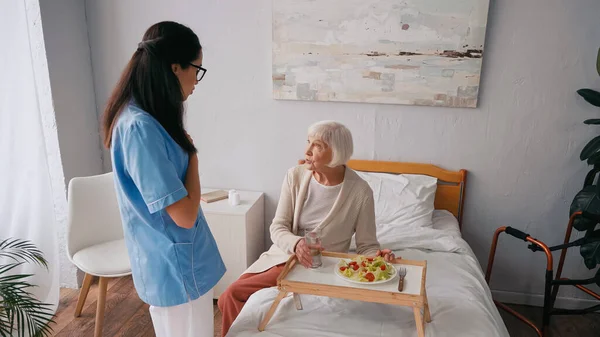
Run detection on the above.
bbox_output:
[149,289,214,337]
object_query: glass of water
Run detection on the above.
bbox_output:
[305,231,322,268]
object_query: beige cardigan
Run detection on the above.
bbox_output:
[244,165,381,274]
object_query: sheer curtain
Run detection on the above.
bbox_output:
[0,0,60,318]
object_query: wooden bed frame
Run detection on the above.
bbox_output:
[347,160,468,229]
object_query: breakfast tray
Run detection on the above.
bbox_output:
[258,251,431,337]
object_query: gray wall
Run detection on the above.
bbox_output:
[39,0,104,288]
[85,0,600,306]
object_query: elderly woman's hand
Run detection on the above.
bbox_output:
[294,238,324,268]
[294,239,312,268]
[376,249,397,262]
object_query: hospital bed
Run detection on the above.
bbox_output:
[226,160,509,337]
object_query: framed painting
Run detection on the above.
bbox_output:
[272,0,491,108]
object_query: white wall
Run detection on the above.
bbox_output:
[39,0,104,288]
[85,0,600,306]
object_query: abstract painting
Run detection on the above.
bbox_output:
[272,0,491,108]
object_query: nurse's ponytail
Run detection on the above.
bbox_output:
[101,21,199,154]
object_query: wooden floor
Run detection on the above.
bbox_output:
[498,303,600,337]
[50,276,221,337]
[50,276,599,336]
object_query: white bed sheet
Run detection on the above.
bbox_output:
[226,211,509,337]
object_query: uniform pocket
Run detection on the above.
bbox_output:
[173,243,199,299]
[161,211,197,244]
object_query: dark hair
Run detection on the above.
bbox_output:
[101,21,200,153]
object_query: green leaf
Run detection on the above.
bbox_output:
[581,241,600,269]
[577,89,600,107]
[597,47,600,77]
[0,237,54,336]
[580,230,600,269]
[580,135,600,160]
[0,274,35,284]
[0,262,24,276]
[588,152,600,165]
[0,280,55,337]
[584,119,600,125]
[0,238,47,269]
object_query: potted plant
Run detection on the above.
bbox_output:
[0,238,55,337]
[569,47,600,283]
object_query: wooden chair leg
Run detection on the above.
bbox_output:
[94,277,108,337]
[74,273,94,317]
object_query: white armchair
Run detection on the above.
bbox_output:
[66,172,131,337]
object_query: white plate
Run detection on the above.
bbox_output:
[334,259,397,285]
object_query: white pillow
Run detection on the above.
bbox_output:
[356,171,437,228]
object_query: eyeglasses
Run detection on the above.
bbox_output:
[188,63,207,82]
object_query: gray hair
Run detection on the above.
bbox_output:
[307,120,354,167]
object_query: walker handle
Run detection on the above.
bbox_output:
[505,226,530,241]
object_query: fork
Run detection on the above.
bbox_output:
[397,267,407,292]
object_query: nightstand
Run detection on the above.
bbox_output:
[200,188,265,298]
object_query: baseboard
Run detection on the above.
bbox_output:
[492,290,599,310]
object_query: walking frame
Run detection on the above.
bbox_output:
[485,211,600,336]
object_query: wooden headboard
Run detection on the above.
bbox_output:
[347,160,467,229]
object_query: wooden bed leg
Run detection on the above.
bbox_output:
[293,293,303,310]
[423,289,432,323]
[258,290,288,331]
[413,306,425,337]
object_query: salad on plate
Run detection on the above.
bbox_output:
[336,255,396,283]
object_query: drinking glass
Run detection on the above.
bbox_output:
[305,231,322,268]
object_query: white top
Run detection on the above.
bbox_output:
[297,176,342,237]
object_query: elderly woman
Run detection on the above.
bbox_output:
[217,120,394,337]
